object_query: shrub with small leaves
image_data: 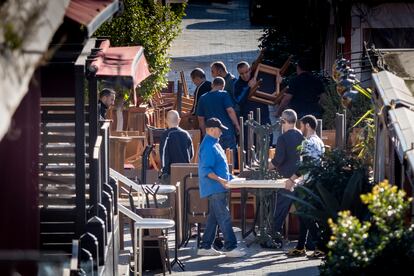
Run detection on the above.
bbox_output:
[320,180,414,276]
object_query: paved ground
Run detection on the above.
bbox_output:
[155,1,322,275]
[168,0,263,93]
[165,228,321,276]
[122,225,321,276]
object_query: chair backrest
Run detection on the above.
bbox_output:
[135,207,172,236]
[183,175,208,224]
[187,129,201,163]
[147,125,166,145]
[136,207,172,219]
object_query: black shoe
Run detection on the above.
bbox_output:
[213,237,224,250]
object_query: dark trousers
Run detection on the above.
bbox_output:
[296,216,315,250]
[273,189,293,234]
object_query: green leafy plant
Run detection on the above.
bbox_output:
[318,75,341,130]
[351,116,375,166]
[284,150,372,248]
[320,181,414,275]
[96,0,186,100]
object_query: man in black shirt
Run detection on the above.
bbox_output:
[211,61,237,113]
[276,59,324,118]
[98,88,116,119]
[190,68,211,115]
[234,61,270,125]
[269,109,304,243]
[159,110,194,183]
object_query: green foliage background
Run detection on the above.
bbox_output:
[96,0,186,100]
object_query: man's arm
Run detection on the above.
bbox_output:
[159,132,168,173]
[276,92,292,117]
[188,135,194,161]
[226,107,241,133]
[269,136,286,170]
[198,116,206,135]
[207,172,228,188]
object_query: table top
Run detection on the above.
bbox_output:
[227,178,287,189]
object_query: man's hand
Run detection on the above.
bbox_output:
[276,74,283,85]
[208,172,229,189]
[218,177,229,189]
[248,78,257,88]
[284,178,295,191]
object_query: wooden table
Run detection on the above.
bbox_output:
[228,178,287,247]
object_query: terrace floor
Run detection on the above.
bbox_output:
[120,224,321,276]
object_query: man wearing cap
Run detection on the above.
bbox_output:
[197,118,245,258]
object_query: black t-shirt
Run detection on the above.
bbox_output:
[159,127,194,175]
[271,128,304,178]
[288,72,324,117]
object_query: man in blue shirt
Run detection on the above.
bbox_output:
[196,77,240,153]
[197,118,245,258]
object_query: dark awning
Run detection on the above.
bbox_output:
[90,40,151,89]
[65,0,120,37]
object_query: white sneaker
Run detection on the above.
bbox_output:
[197,248,222,256]
[224,248,245,258]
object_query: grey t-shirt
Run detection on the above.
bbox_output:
[271,128,304,178]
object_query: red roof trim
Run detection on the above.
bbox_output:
[91,40,151,89]
[65,0,120,37]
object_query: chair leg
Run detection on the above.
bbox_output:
[134,228,138,276]
[158,239,166,276]
[165,239,172,274]
[139,229,143,276]
[183,224,192,247]
[197,223,201,249]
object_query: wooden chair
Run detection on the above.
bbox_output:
[118,204,174,276]
[187,129,201,163]
[111,131,147,170]
[135,207,173,275]
[182,174,209,248]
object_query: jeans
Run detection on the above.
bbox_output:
[273,189,294,234]
[200,192,237,251]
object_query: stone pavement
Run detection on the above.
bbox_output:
[168,0,263,93]
[165,227,321,276]
[130,225,321,276]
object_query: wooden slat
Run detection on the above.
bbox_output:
[40,233,76,244]
[41,134,76,143]
[40,222,76,232]
[39,196,77,205]
[40,155,75,164]
[40,243,73,252]
[39,175,76,184]
[41,105,75,111]
[40,208,76,221]
[41,113,76,122]
[40,187,76,196]
[43,146,76,154]
[40,165,89,174]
